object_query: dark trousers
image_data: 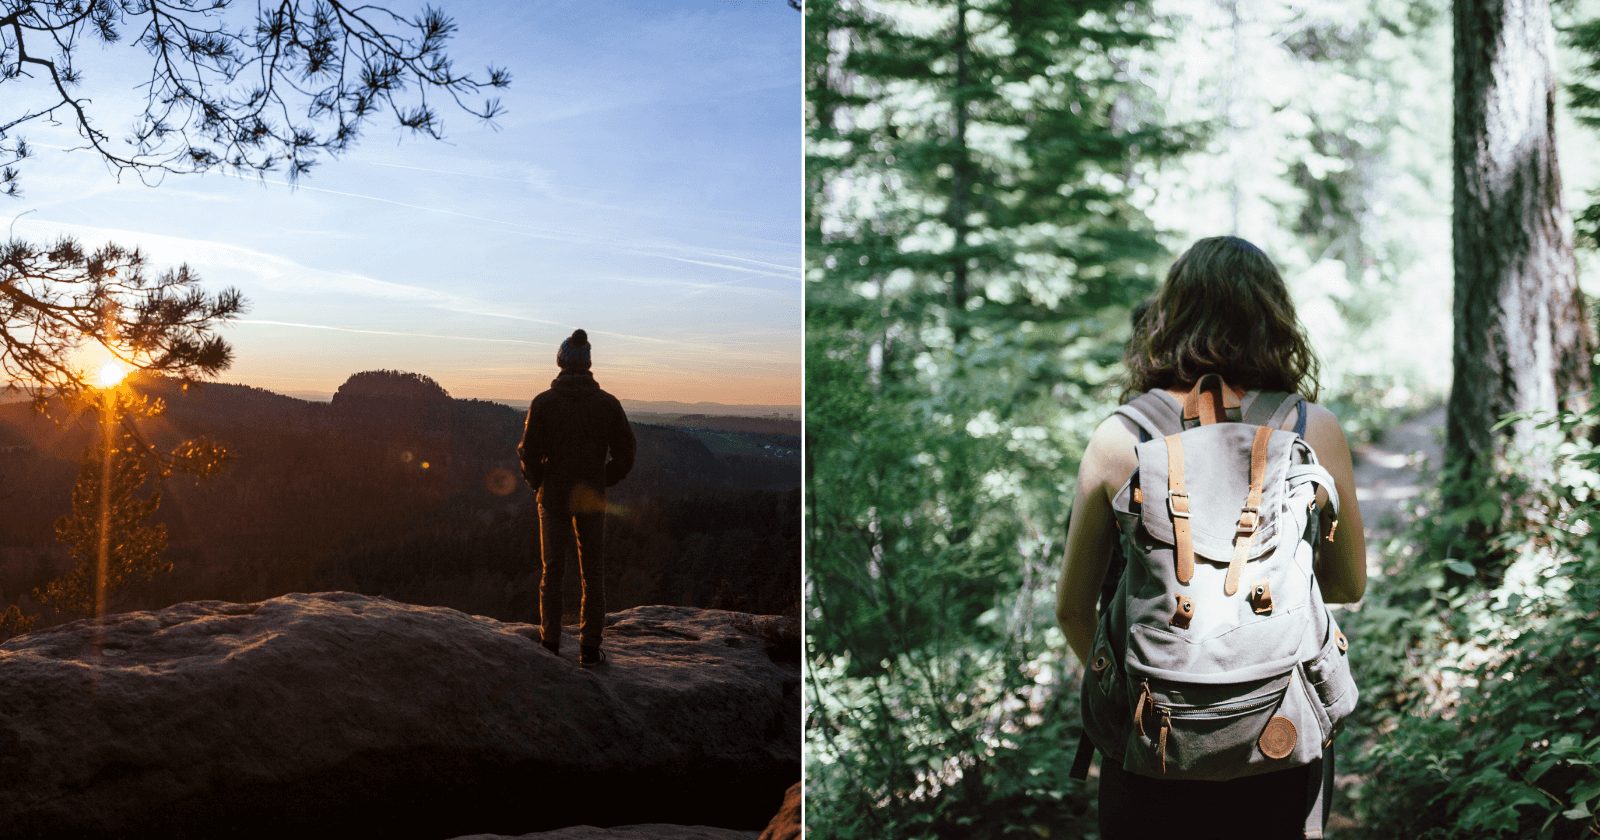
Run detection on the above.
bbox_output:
[1098,746,1333,839]
[537,485,606,649]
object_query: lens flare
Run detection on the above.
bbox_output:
[485,468,518,496]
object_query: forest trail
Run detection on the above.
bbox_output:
[1349,406,1446,567]
[1327,405,1445,834]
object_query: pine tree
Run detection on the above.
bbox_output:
[1565,14,1600,250]
[805,0,1186,831]
[37,422,169,619]
[807,0,1183,671]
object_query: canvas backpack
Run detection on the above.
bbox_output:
[1070,375,1358,837]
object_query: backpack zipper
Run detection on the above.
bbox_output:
[1134,679,1152,738]
[1157,687,1283,720]
[1157,708,1171,773]
[1142,682,1286,773]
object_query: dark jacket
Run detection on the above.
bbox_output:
[518,372,636,496]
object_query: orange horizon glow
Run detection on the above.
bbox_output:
[223,366,801,409]
[2,369,799,410]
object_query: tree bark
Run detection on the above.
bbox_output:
[1449,0,1595,501]
[948,0,972,329]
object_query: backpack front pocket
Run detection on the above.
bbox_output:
[1301,615,1358,743]
[1079,624,1129,762]
[1121,668,1323,780]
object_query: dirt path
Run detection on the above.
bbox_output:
[1349,406,1446,564]
[1324,405,1445,835]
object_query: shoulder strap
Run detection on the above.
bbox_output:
[1182,373,1243,425]
[1242,390,1302,428]
[1113,389,1184,439]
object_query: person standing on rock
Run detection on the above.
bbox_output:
[518,329,636,666]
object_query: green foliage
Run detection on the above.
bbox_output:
[23,387,232,623]
[1344,403,1600,839]
[1147,0,1454,426]
[807,2,1598,837]
[807,622,1096,839]
[38,421,170,619]
[806,1,1183,834]
[1566,13,1600,249]
[0,605,37,641]
[807,0,1182,667]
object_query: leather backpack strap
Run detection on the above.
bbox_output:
[1165,433,1194,585]
[1223,425,1273,596]
[1182,373,1241,426]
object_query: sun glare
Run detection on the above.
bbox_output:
[96,360,130,389]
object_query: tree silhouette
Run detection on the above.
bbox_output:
[0,2,509,638]
[0,2,509,401]
[1,237,243,402]
[0,1,510,194]
[38,413,167,618]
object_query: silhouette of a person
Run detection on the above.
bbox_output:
[518,329,636,665]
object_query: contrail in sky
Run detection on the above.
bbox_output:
[249,178,799,280]
[236,320,543,345]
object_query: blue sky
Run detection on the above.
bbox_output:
[8,1,801,406]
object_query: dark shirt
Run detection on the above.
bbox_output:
[517,372,636,497]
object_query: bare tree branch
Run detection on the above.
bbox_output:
[0,1,511,192]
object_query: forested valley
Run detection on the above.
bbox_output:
[0,370,801,634]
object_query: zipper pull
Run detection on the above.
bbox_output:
[1133,680,1151,738]
[1157,708,1172,774]
[1326,517,1340,543]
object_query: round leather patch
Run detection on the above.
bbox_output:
[1259,715,1297,760]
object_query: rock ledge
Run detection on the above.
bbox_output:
[0,592,799,839]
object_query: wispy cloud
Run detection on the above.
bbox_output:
[236,319,543,345]
[231,176,800,282]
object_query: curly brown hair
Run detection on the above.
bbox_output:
[1123,236,1320,401]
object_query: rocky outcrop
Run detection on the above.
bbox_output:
[758,783,801,840]
[451,827,757,839]
[0,593,799,839]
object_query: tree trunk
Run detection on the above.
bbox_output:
[1449,0,1594,506]
[948,0,972,331]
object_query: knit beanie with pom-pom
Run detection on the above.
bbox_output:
[557,329,592,372]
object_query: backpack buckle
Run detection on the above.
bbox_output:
[1168,491,1191,519]
[1236,506,1260,536]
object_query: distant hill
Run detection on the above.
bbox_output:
[631,412,801,437]
[0,372,800,630]
[260,386,799,419]
[502,396,799,418]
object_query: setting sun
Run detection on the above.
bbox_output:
[95,360,130,388]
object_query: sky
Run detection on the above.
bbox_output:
[5,1,801,407]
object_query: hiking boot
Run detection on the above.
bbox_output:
[579,646,605,666]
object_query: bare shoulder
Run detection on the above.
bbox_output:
[1082,413,1141,497]
[1295,401,1354,466]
